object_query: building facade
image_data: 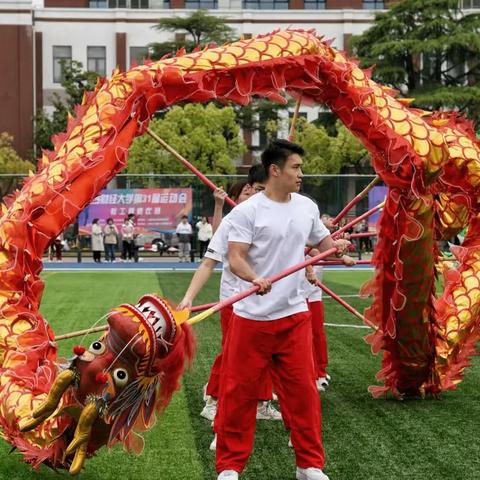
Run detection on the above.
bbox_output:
[1,0,479,158]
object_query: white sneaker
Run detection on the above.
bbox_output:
[256,401,282,420]
[272,392,278,402]
[218,470,239,480]
[200,397,217,421]
[316,377,329,392]
[296,467,329,480]
[288,435,293,448]
[209,434,217,451]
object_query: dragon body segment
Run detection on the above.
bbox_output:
[0,29,478,472]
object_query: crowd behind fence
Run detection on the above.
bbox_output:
[0,173,380,261]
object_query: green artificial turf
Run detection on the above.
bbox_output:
[1,270,479,480]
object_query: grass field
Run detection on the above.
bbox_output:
[1,270,480,480]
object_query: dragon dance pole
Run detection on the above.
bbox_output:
[288,96,302,141]
[349,232,377,239]
[332,201,384,239]
[187,246,338,325]
[314,280,377,330]
[55,301,221,341]
[55,249,338,339]
[315,259,372,266]
[56,203,384,340]
[331,176,381,225]
[146,127,237,208]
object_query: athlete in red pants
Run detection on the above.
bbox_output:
[217,139,353,480]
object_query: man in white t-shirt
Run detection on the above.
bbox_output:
[215,139,352,480]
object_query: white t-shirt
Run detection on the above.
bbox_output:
[204,219,238,301]
[176,222,192,236]
[227,192,330,321]
[196,221,213,242]
[304,265,324,303]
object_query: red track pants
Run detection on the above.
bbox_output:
[215,311,324,473]
[308,300,328,378]
[207,305,273,400]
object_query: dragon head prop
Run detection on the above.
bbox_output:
[20,294,194,474]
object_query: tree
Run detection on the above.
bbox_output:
[0,133,35,197]
[266,117,369,174]
[351,0,480,122]
[127,103,245,176]
[150,10,235,59]
[34,61,98,153]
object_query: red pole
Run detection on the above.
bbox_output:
[188,247,338,324]
[349,232,377,239]
[315,280,377,330]
[332,176,380,225]
[146,127,237,208]
[191,302,217,312]
[332,201,384,239]
[315,259,372,266]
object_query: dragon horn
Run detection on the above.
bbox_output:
[19,369,76,432]
[65,401,99,475]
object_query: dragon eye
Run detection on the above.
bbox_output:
[88,341,106,355]
[112,368,129,387]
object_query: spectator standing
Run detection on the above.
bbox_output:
[103,218,118,262]
[196,216,213,258]
[128,213,138,262]
[121,217,135,262]
[91,218,104,263]
[50,233,63,262]
[176,216,193,263]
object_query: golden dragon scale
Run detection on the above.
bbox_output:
[0,29,478,469]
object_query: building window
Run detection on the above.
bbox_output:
[53,46,72,84]
[304,0,325,8]
[87,46,106,76]
[185,0,218,7]
[131,0,149,6]
[130,46,150,66]
[108,0,127,6]
[363,0,384,8]
[89,0,108,6]
[461,0,480,7]
[243,0,289,8]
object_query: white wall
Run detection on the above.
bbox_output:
[34,7,375,104]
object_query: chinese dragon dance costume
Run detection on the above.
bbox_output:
[0,29,479,473]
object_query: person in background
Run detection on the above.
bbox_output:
[91,218,104,263]
[176,215,193,263]
[121,217,135,262]
[103,218,118,263]
[196,216,213,258]
[50,233,63,262]
[127,213,139,262]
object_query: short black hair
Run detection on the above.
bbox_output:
[248,163,267,185]
[228,180,249,202]
[261,139,304,177]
